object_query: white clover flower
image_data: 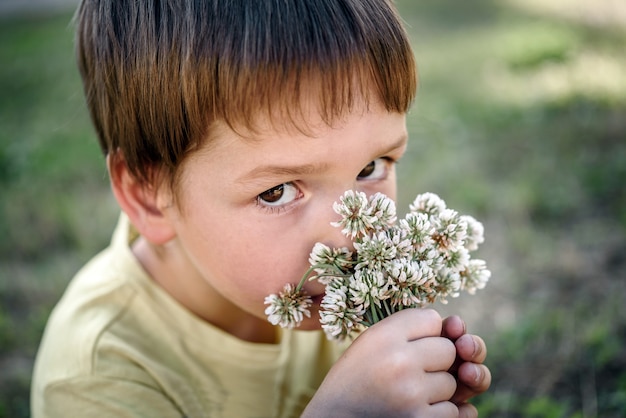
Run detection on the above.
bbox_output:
[308,243,354,284]
[431,209,468,254]
[319,278,364,341]
[461,215,485,251]
[348,270,388,311]
[387,259,433,308]
[431,270,462,304]
[320,278,350,311]
[414,247,444,271]
[410,192,447,216]
[354,231,398,272]
[266,191,490,342]
[331,190,377,239]
[401,212,434,252]
[460,259,491,294]
[441,247,471,273]
[367,192,397,230]
[264,283,312,328]
[387,225,413,260]
[320,310,363,341]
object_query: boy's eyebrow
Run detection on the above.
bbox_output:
[372,133,409,159]
[237,134,408,184]
[236,162,331,184]
[386,133,409,154]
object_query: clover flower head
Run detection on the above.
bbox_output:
[386,225,413,259]
[319,278,364,341]
[308,243,354,284]
[460,259,491,294]
[410,192,447,216]
[431,270,462,304]
[331,190,376,239]
[431,209,468,254]
[266,191,491,341]
[401,212,434,251]
[462,215,485,251]
[349,269,389,312]
[414,247,444,270]
[354,231,398,272]
[387,259,433,308]
[367,192,397,230]
[442,247,471,273]
[264,283,312,329]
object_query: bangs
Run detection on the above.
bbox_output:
[76,0,416,186]
[184,0,417,132]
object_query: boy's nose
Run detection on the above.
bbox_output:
[314,195,357,251]
[323,219,355,251]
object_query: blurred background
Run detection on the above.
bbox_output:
[0,0,624,416]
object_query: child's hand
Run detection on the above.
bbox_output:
[304,309,460,418]
[442,315,492,418]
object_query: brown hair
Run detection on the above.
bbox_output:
[75,0,417,189]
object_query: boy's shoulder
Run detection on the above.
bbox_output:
[31,215,212,414]
[32,215,151,382]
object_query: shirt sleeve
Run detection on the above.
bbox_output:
[35,376,186,418]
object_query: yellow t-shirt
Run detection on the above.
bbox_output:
[31,214,346,418]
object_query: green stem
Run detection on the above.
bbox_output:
[295,265,318,292]
[363,310,374,327]
[295,263,350,292]
[382,300,393,317]
[369,297,381,324]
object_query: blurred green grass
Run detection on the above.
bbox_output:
[1,1,625,417]
[0,9,119,417]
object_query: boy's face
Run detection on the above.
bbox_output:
[160,100,407,334]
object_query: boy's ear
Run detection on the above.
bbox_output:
[107,153,176,245]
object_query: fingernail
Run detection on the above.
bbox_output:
[472,364,483,384]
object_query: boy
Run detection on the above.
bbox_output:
[32,1,491,417]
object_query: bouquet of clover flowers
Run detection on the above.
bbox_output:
[264,191,491,342]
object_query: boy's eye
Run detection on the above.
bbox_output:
[257,182,300,207]
[357,158,390,180]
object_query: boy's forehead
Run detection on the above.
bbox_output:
[191,105,407,183]
[202,97,405,154]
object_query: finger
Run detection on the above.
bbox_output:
[455,334,487,363]
[405,308,443,341]
[451,363,492,404]
[425,401,459,418]
[458,402,478,418]
[459,363,491,394]
[441,315,465,341]
[418,337,457,372]
[374,308,443,341]
[425,371,457,404]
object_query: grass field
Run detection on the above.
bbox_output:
[1,1,625,417]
